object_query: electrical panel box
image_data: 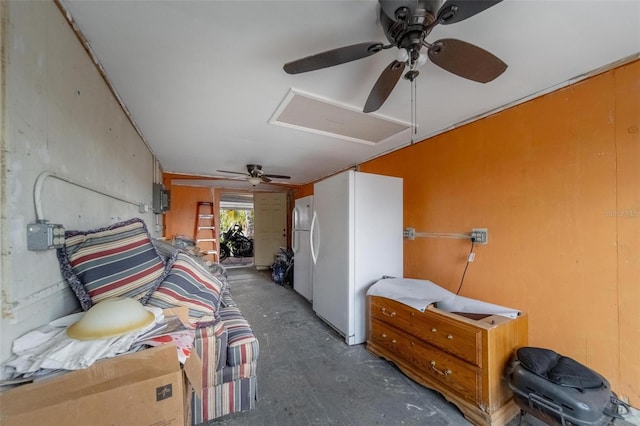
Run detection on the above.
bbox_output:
[27,222,65,251]
[152,183,171,213]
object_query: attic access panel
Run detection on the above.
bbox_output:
[270,89,410,146]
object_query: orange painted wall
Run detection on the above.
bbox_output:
[162,174,304,252]
[162,175,216,240]
[360,60,639,404]
[296,183,314,198]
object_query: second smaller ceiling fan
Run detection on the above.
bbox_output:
[216,164,291,186]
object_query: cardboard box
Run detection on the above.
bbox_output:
[162,307,202,398]
[0,307,203,426]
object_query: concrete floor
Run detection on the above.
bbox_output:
[207,267,639,426]
[220,256,254,268]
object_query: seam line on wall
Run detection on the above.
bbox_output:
[612,67,621,394]
[1,1,10,308]
[3,281,69,323]
[52,0,156,158]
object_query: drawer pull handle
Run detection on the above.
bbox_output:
[381,308,396,317]
[447,334,453,340]
[391,339,397,344]
[430,361,452,377]
[431,328,437,332]
[381,333,387,339]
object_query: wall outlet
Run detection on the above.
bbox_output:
[471,228,488,244]
[27,222,65,251]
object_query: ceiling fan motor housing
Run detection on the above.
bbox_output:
[379,0,443,23]
[246,164,263,176]
[380,0,439,55]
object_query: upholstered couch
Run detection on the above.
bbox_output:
[56,218,259,423]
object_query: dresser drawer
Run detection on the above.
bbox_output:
[370,296,481,366]
[369,317,405,357]
[370,318,480,403]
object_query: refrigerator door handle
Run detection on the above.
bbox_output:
[291,208,297,253]
[292,207,299,231]
[292,229,297,253]
[310,210,318,265]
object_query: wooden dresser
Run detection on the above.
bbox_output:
[367,295,528,425]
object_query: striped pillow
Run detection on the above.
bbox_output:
[57,218,165,310]
[146,252,224,326]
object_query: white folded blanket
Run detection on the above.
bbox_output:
[366,277,454,312]
[367,277,520,318]
[5,306,163,374]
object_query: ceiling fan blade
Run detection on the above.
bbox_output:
[263,174,291,179]
[284,42,384,74]
[261,176,272,183]
[217,169,249,176]
[363,60,405,113]
[212,175,248,182]
[427,38,507,83]
[437,0,503,25]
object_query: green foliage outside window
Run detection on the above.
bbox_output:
[219,209,254,237]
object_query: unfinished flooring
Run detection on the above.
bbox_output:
[205,268,637,426]
[207,267,471,426]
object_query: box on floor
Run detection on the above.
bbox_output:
[0,308,202,426]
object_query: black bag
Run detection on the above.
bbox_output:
[507,347,630,426]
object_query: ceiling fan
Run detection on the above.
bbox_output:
[283,0,507,113]
[216,164,292,186]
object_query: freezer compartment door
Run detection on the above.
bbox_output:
[293,195,314,231]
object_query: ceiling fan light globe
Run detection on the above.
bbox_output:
[416,52,428,67]
[396,48,409,62]
[248,177,262,186]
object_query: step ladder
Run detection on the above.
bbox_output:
[194,201,218,262]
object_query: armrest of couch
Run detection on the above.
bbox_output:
[194,321,228,387]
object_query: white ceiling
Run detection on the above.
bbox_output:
[60,0,640,186]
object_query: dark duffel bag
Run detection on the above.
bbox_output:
[507,347,630,426]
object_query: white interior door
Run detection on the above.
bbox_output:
[253,192,287,268]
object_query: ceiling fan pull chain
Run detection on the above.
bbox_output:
[413,78,417,137]
[410,78,417,143]
[409,55,415,145]
[413,53,418,143]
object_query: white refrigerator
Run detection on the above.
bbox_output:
[292,195,314,301]
[311,170,403,345]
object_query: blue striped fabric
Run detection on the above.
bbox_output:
[60,218,165,307]
[146,252,224,326]
[219,307,260,366]
[191,376,258,423]
[195,321,228,379]
[220,285,236,308]
[219,361,258,384]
